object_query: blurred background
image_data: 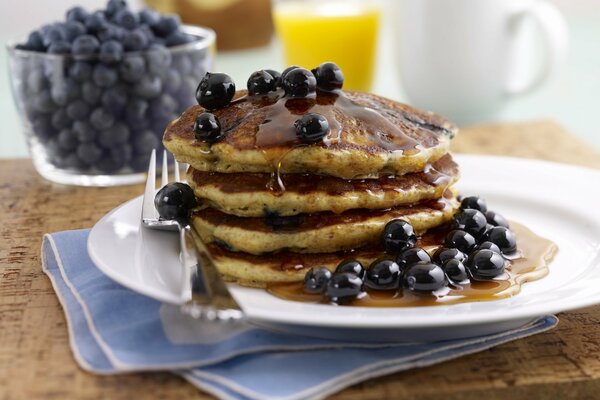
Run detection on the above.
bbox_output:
[1,0,598,159]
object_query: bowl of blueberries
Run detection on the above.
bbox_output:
[7,0,215,186]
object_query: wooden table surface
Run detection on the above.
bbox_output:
[1,120,600,400]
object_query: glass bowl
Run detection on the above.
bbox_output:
[7,25,215,186]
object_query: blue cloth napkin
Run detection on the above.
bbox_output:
[42,229,557,400]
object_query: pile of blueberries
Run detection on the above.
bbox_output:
[12,0,209,173]
[304,196,517,304]
[193,63,344,144]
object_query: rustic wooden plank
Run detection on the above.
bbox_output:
[1,120,599,400]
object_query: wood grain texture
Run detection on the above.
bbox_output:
[1,120,600,400]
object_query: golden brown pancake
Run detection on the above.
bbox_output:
[192,192,459,255]
[203,224,450,285]
[164,90,457,179]
[187,154,459,217]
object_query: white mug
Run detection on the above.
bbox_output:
[394,0,568,124]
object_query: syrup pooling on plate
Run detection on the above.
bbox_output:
[266,222,558,306]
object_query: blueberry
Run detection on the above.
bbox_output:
[485,211,510,228]
[263,210,303,231]
[89,107,115,130]
[396,247,431,270]
[335,259,365,280]
[467,249,506,279]
[246,70,277,96]
[265,69,282,87]
[51,80,80,106]
[31,114,56,141]
[98,122,130,148]
[64,21,86,42]
[99,40,124,64]
[382,219,417,253]
[444,230,477,254]
[47,41,71,55]
[403,263,447,293]
[45,139,68,163]
[196,72,235,110]
[106,0,127,18]
[282,68,316,98]
[280,66,300,83]
[154,182,197,220]
[27,70,47,93]
[452,209,488,239]
[85,12,108,34]
[96,152,127,173]
[460,196,488,213]
[93,64,118,87]
[73,121,96,142]
[24,31,45,52]
[109,143,133,164]
[57,129,78,151]
[431,247,466,265]
[119,55,146,82]
[130,153,152,171]
[72,34,100,55]
[193,112,223,143]
[81,82,102,105]
[477,241,501,253]
[63,153,89,170]
[101,85,128,114]
[326,273,364,304]
[165,31,193,47]
[68,61,92,82]
[312,62,344,91]
[66,100,90,121]
[138,24,156,44]
[123,29,149,51]
[97,23,125,42]
[172,55,193,75]
[76,142,103,164]
[134,75,162,99]
[365,258,401,290]
[66,7,89,23]
[51,109,71,130]
[114,9,139,30]
[164,69,182,93]
[149,94,177,120]
[152,15,180,37]
[33,90,58,113]
[146,44,172,75]
[139,8,160,26]
[303,267,332,294]
[484,226,517,255]
[132,130,159,154]
[41,25,66,47]
[442,259,469,284]
[294,113,329,143]
[124,98,148,123]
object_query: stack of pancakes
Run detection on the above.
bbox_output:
[164,90,460,286]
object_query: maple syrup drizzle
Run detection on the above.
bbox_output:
[189,155,457,198]
[266,222,558,307]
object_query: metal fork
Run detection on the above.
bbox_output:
[141,149,244,321]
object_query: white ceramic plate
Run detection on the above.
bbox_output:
[88,155,600,341]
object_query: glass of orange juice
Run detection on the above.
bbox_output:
[272,0,381,92]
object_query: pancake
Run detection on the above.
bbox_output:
[164,90,457,179]
[202,224,450,286]
[192,192,459,255]
[187,154,459,217]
